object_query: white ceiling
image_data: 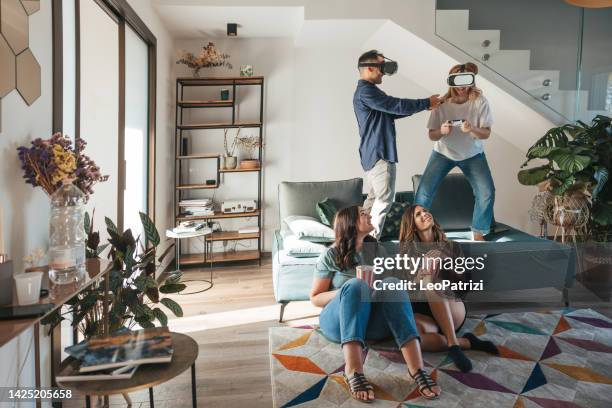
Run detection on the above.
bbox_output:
[153,5,305,39]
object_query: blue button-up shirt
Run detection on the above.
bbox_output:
[353,79,430,171]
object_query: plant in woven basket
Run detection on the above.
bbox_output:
[518,115,612,241]
[42,212,182,338]
[176,42,232,76]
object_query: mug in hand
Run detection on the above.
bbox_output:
[356,265,375,288]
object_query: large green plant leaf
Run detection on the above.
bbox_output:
[105,217,119,235]
[160,298,183,317]
[593,167,609,200]
[551,176,576,196]
[139,212,160,247]
[525,145,557,159]
[84,212,91,235]
[159,283,186,294]
[550,148,591,174]
[517,165,551,185]
[145,286,160,303]
[152,308,168,327]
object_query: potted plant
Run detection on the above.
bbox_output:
[42,212,184,338]
[223,127,239,169]
[236,134,261,170]
[176,42,232,77]
[518,115,612,299]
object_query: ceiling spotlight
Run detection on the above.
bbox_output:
[227,23,238,37]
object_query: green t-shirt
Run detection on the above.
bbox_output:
[314,244,388,290]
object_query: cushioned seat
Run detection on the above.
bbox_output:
[273,175,576,322]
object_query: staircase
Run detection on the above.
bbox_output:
[435,5,611,123]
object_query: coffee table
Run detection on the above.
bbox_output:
[57,332,198,408]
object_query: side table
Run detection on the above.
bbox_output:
[166,228,214,294]
[57,332,199,408]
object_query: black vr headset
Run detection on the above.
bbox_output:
[358,55,398,76]
[447,64,476,87]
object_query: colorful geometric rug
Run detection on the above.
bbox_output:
[269,308,612,407]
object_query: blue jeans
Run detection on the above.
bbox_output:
[319,278,420,349]
[415,151,495,235]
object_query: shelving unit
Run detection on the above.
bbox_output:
[174,76,264,265]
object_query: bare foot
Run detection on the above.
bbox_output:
[472,232,485,241]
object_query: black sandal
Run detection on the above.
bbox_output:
[408,368,440,400]
[343,371,374,403]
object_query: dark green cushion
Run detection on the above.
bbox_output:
[316,198,339,227]
[380,201,410,241]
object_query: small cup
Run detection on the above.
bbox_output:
[220,88,230,100]
[14,272,43,305]
[356,265,374,288]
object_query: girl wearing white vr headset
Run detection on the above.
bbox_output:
[415,63,495,241]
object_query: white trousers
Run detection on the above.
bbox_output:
[363,160,396,239]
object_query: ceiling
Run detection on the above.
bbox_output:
[153,4,305,39]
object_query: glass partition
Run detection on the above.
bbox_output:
[435,0,612,124]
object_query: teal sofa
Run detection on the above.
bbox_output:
[273,176,576,322]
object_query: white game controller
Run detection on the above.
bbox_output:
[449,119,465,127]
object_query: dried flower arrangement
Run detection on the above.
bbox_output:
[17,133,109,198]
[176,42,233,76]
[223,127,241,157]
[236,135,261,160]
[23,248,45,270]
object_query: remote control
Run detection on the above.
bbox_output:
[449,119,464,127]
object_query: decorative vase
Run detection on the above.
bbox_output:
[239,159,260,170]
[223,156,237,169]
[240,65,253,77]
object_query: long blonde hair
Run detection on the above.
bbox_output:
[442,62,482,103]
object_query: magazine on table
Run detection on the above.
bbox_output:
[57,361,138,382]
[65,327,173,373]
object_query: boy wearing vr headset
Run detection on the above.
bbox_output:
[354,50,441,238]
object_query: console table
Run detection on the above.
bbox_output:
[0,259,111,408]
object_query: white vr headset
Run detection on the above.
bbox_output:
[447,64,476,88]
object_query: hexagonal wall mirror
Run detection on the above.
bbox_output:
[0,0,41,132]
[16,49,41,106]
[21,0,40,15]
[1,0,29,55]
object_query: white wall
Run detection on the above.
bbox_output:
[174,13,551,251]
[0,0,53,404]
[127,0,177,261]
[0,0,177,399]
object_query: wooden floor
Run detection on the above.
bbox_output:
[64,255,612,408]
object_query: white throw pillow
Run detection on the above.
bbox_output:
[283,234,327,258]
[284,215,335,243]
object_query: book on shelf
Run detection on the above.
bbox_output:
[64,327,173,373]
[179,199,212,207]
[57,362,138,382]
[238,226,260,234]
[173,221,206,233]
